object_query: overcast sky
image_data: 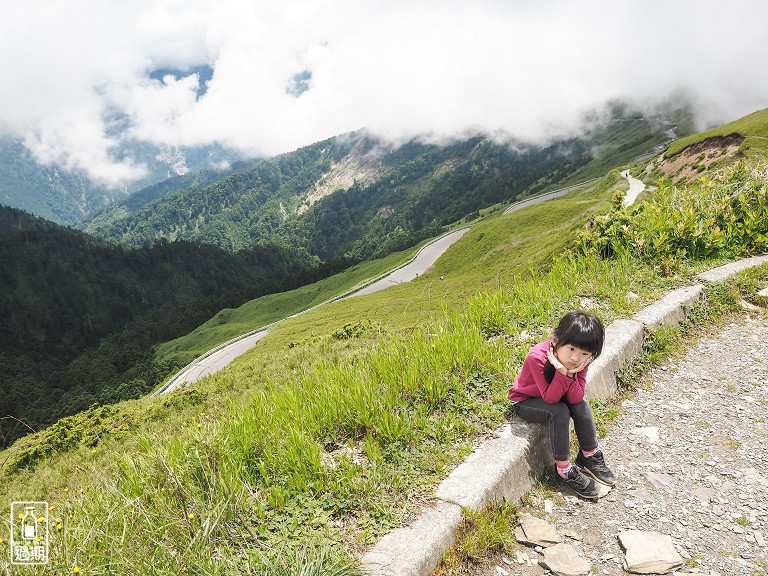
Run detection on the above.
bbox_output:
[1,0,767,186]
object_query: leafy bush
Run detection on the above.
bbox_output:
[577,161,768,268]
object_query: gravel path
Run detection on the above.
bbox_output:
[478,312,768,576]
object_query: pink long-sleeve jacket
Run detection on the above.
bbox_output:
[508,340,588,404]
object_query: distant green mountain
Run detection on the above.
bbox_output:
[0,135,245,224]
[0,205,332,447]
[80,102,693,261]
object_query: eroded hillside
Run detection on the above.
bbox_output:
[645,134,745,182]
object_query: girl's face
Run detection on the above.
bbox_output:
[553,342,593,370]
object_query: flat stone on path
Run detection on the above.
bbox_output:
[516,513,561,547]
[642,472,676,490]
[618,530,683,574]
[539,543,592,576]
[632,426,660,443]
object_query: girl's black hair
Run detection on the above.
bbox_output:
[543,310,605,383]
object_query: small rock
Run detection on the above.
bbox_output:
[754,531,765,546]
[633,427,660,443]
[643,472,676,490]
[693,487,717,503]
[627,488,655,502]
[539,543,591,576]
[618,530,684,574]
[517,513,561,547]
[563,529,583,541]
[578,296,599,310]
[495,566,510,576]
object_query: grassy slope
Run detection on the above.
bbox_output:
[155,247,417,364]
[665,107,768,157]
[156,173,624,368]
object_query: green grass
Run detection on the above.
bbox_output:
[433,501,520,575]
[156,172,625,369]
[155,245,421,365]
[2,156,767,574]
[665,107,768,158]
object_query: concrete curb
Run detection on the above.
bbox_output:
[584,319,644,402]
[360,255,768,576]
[631,285,703,328]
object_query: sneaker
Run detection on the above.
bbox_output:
[558,465,599,500]
[575,450,616,487]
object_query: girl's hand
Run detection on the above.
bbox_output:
[547,345,569,376]
[567,355,592,377]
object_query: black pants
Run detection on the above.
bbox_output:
[513,398,598,462]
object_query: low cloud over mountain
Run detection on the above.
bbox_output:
[1,0,766,187]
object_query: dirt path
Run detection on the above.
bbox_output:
[471,312,768,576]
[622,170,646,206]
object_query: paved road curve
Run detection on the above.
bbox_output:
[161,331,269,393]
[156,227,471,395]
[350,227,470,297]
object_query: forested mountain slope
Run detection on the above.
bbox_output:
[0,135,244,225]
[81,103,692,261]
[0,205,326,447]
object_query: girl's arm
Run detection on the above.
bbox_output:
[563,369,587,404]
[526,348,574,403]
[548,347,590,404]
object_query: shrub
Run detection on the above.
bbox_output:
[576,161,768,267]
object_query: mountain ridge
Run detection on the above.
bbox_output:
[0,136,245,224]
[78,102,692,261]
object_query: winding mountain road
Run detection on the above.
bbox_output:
[155,177,604,395]
[350,227,471,297]
[154,227,470,395]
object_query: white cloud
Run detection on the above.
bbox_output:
[1,0,767,186]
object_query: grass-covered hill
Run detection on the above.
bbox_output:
[79,102,693,262]
[1,101,766,573]
[0,101,689,452]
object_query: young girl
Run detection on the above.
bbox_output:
[509,310,615,499]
